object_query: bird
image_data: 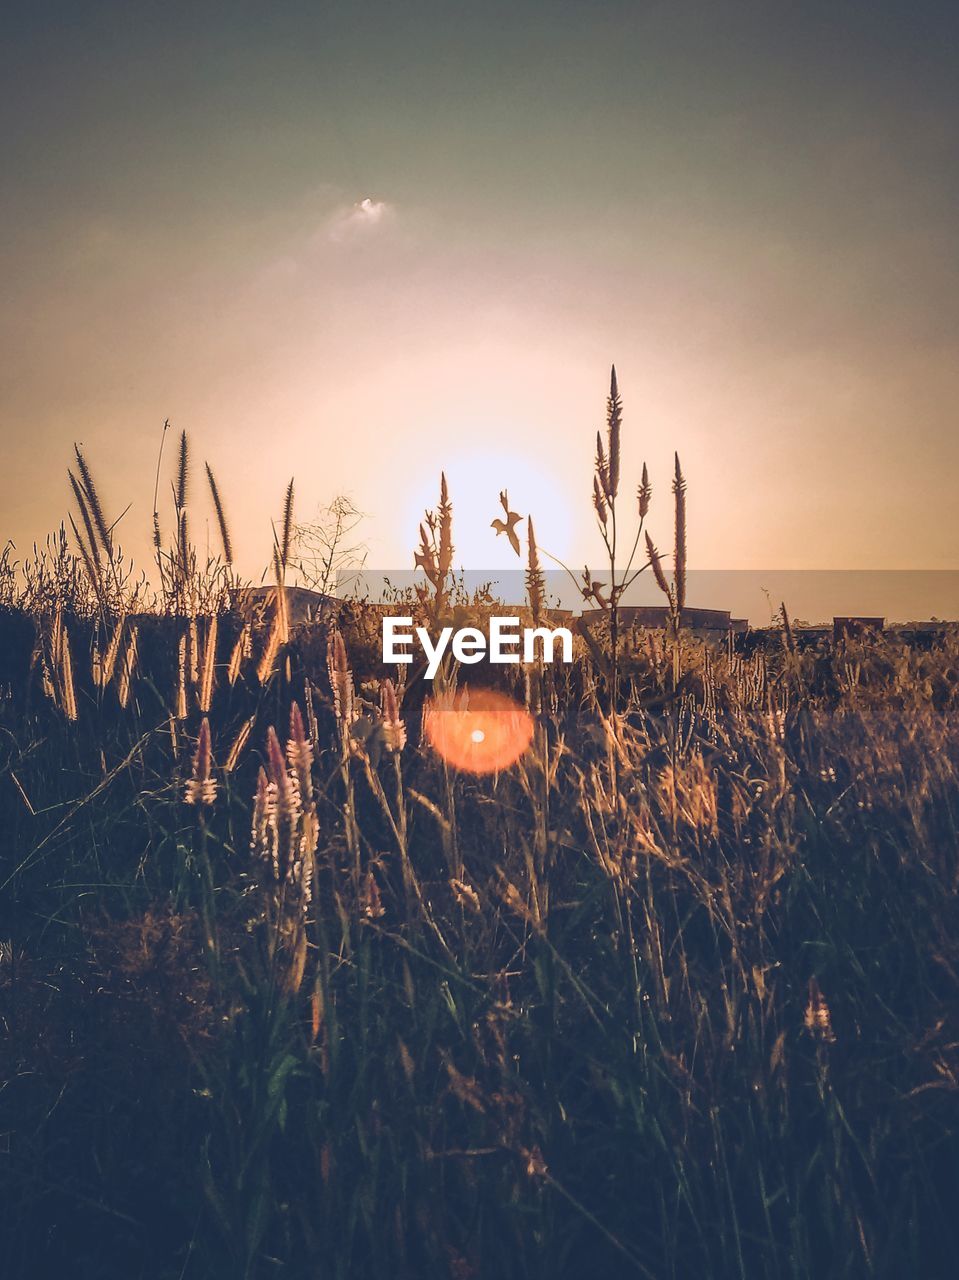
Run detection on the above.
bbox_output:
[491,490,523,557]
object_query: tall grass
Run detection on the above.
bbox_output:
[0,380,957,1278]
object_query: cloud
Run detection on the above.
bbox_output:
[253,194,400,289]
[326,196,394,243]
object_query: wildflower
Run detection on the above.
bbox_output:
[804,977,836,1043]
[184,717,217,807]
[327,629,357,725]
[266,725,294,810]
[450,877,480,913]
[380,679,406,753]
[266,725,298,878]
[294,842,314,904]
[286,702,314,804]
[287,702,319,857]
[250,765,276,864]
[360,868,385,919]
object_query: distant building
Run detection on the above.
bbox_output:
[580,605,733,635]
[240,585,336,626]
[833,616,884,641]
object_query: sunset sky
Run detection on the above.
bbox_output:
[3,2,958,583]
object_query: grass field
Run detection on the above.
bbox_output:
[1,412,958,1278]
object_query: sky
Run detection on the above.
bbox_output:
[2,1,958,588]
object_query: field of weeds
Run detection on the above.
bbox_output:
[1,381,958,1278]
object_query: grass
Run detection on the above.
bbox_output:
[0,381,958,1278]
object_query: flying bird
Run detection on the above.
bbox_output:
[491,490,523,557]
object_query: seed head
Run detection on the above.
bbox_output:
[185,716,217,807]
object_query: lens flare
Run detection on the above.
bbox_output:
[423,688,534,773]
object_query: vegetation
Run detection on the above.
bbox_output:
[1,376,957,1278]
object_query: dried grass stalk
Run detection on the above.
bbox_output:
[257,616,282,685]
[205,464,233,566]
[526,517,545,626]
[117,625,139,709]
[198,614,217,713]
[225,716,254,772]
[227,624,250,685]
[673,453,686,614]
[59,622,78,722]
[606,365,621,500]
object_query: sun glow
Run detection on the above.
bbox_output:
[423,688,534,773]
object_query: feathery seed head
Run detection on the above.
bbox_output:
[250,765,277,864]
[672,453,687,613]
[287,701,315,802]
[593,474,608,526]
[280,478,295,570]
[638,462,651,519]
[327,629,357,725]
[595,431,611,499]
[646,532,671,600]
[205,463,233,565]
[804,977,836,1043]
[437,473,454,581]
[606,365,622,499]
[185,716,217,807]
[380,678,407,753]
[525,517,545,625]
[176,431,189,511]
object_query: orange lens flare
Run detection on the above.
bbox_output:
[423,688,534,773]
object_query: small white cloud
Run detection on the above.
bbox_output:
[326,196,394,243]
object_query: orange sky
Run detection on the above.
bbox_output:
[2,3,958,580]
